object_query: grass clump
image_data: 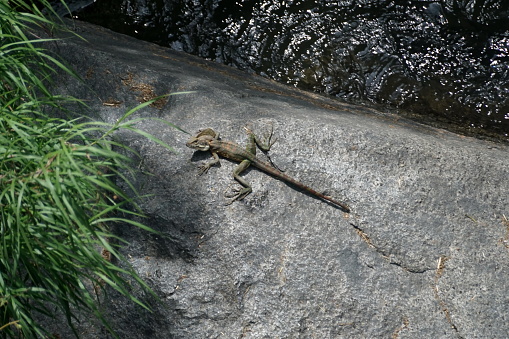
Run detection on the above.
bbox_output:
[0,1,184,337]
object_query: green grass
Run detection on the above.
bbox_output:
[0,1,188,337]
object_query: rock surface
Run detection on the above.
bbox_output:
[48,20,508,338]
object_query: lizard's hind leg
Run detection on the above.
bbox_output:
[224,159,253,204]
[247,125,284,172]
[246,124,277,152]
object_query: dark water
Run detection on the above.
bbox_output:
[69,0,509,141]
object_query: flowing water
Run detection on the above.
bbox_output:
[68,0,509,141]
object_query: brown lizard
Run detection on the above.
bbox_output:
[186,127,350,212]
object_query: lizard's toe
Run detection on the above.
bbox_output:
[224,185,252,202]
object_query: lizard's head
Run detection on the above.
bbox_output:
[186,128,217,151]
[186,136,210,151]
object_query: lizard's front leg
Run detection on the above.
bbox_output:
[225,159,253,204]
[198,152,220,175]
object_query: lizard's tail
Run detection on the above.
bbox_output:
[320,195,351,213]
[258,162,350,212]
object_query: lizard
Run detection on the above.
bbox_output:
[186,127,350,213]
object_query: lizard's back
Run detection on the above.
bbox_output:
[211,139,257,163]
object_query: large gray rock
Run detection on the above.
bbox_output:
[49,20,508,338]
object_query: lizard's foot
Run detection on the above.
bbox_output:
[244,124,277,151]
[197,163,211,175]
[224,185,252,204]
[266,124,277,148]
[262,125,286,172]
[260,124,277,151]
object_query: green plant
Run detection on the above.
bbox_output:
[0,1,188,337]
[0,0,73,106]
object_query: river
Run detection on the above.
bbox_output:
[64,0,509,141]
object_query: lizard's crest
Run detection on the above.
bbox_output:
[194,128,217,138]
